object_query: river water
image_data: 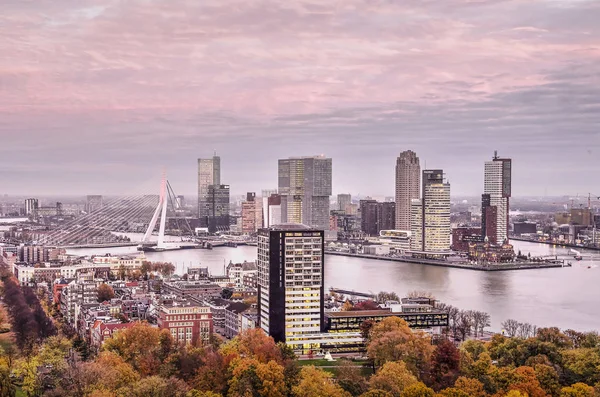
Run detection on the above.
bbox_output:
[66,240,600,332]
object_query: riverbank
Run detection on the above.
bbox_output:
[510,237,600,252]
[325,251,569,271]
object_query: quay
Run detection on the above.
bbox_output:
[325,251,569,271]
[510,237,600,252]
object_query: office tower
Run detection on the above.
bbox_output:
[207,184,230,233]
[483,151,512,244]
[24,198,38,216]
[261,189,278,227]
[86,195,103,214]
[337,194,352,212]
[198,154,221,223]
[395,151,421,231]
[241,193,257,234]
[278,156,332,229]
[257,224,324,343]
[360,200,396,236]
[410,170,451,252]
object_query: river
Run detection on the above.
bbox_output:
[66,240,600,332]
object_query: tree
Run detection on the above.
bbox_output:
[431,340,461,389]
[125,376,189,397]
[192,349,229,395]
[367,317,434,375]
[140,261,153,279]
[160,262,176,279]
[369,361,418,396]
[220,288,234,300]
[452,377,486,397]
[559,383,596,397]
[501,319,520,338]
[360,391,394,397]
[187,391,223,397]
[102,322,174,376]
[220,328,283,364]
[228,358,287,397]
[436,388,470,397]
[97,283,115,303]
[534,364,560,397]
[509,366,547,397]
[352,300,380,311]
[377,291,400,303]
[400,382,435,397]
[337,361,369,396]
[406,291,435,299]
[561,348,600,386]
[0,365,15,397]
[292,365,351,397]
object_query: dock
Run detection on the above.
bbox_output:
[325,251,570,271]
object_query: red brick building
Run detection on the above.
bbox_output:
[451,227,482,252]
[157,301,213,345]
[90,320,136,349]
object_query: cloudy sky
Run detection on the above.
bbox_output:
[1,0,598,197]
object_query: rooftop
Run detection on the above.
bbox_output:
[325,309,393,318]
[267,223,313,231]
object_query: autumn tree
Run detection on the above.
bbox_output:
[292,365,351,397]
[97,283,115,303]
[337,361,369,396]
[102,322,174,376]
[508,366,547,397]
[377,291,400,303]
[369,361,418,396]
[228,358,287,397]
[191,349,229,395]
[430,340,461,389]
[400,382,435,397]
[559,383,596,397]
[501,319,520,338]
[560,348,600,386]
[220,328,283,364]
[367,317,434,375]
[534,364,560,397]
[360,391,394,397]
[453,377,486,397]
[125,376,189,397]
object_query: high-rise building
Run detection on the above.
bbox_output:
[86,195,103,214]
[176,195,185,209]
[198,154,221,223]
[261,189,278,228]
[278,156,332,229]
[266,194,282,227]
[257,224,324,344]
[360,200,395,236]
[337,194,352,212]
[410,170,451,252]
[395,151,421,231]
[483,151,512,244]
[241,193,257,234]
[206,184,230,233]
[24,198,38,217]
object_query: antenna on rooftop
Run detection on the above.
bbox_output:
[494,150,498,160]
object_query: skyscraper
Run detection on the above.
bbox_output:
[206,184,230,233]
[360,200,395,236]
[278,156,332,229]
[198,154,221,223]
[395,151,421,231]
[410,170,451,252]
[257,224,324,344]
[337,194,352,212]
[241,193,257,234]
[483,151,512,244]
[261,189,278,227]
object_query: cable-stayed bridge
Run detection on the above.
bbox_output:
[38,175,198,251]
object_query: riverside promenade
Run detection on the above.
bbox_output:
[324,251,569,271]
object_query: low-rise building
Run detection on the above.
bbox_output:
[90,320,136,349]
[224,302,251,339]
[163,280,222,299]
[157,301,213,345]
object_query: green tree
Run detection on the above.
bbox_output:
[534,364,560,397]
[369,361,418,397]
[291,365,351,397]
[561,348,600,385]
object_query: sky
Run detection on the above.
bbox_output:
[0,0,599,197]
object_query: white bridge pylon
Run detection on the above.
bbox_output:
[142,173,169,248]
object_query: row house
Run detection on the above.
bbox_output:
[223,302,251,339]
[226,261,257,290]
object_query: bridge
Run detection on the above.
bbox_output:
[38,174,257,251]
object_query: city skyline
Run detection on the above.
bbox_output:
[1,1,598,196]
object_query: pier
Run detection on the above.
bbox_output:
[325,251,569,271]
